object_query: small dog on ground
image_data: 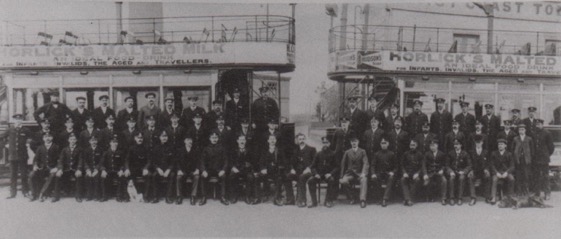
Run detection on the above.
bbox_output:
[127,180,143,203]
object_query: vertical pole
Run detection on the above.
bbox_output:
[362,4,369,51]
[486,6,494,54]
[153,18,156,43]
[116,2,123,44]
[412,25,416,51]
[339,4,348,50]
[536,32,539,54]
[98,20,101,44]
[249,72,253,124]
[436,28,439,52]
[266,4,269,42]
[277,71,281,123]
[211,16,215,42]
[255,16,258,42]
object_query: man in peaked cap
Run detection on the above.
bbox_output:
[469,134,491,203]
[308,136,339,208]
[159,95,176,129]
[124,131,150,202]
[1,114,32,199]
[99,135,127,202]
[334,117,354,161]
[431,98,453,151]
[444,120,467,153]
[387,116,409,160]
[497,120,517,152]
[138,92,161,128]
[181,96,206,129]
[406,99,429,137]
[510,108,522,132]
[33,91,72,134]
[523,106,539,138]
[186,112,208,152]
[57,115,76,148]
[29,132,60,202]
[98,114,117,150]
[120,117,140,152]
[480,104,501,152]
[78,116,101,149]
[164,112,188,148]
[205,100,225,132]
[414,122,436,154]
[116,96,139,132]
[200,131,230,206]
[72,96,91,133]
[92,95,115,130]
[81,135,104,201]
[385,103,401,132]
[251,86,280,138]
[345,95,369,136]
[225,88,248,132]
[454,101,476,135]
[421,138,448,205]
[447,138,475,206]
[366,95,386,131]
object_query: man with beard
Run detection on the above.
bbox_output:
[34,92,72,134]
[308,137,339,208]
[116,96,139,132]
[467,121,489,153]
[138,93,161,129]
[225,88,248,132]
[205,100,224,132]
[454,101,475,136]
[406,100,429,137]
[181,96,206,129]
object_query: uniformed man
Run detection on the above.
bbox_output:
[406,100,429,137]
[159,96,176,129]
[258,118,280,150]
[511,108,522,132]
[116,96,138,132]
[257,134,292,206]
[309,136,339,208]
[55,133,83,202]
[414,123,436,154]
[447,139,475,206]
[124,132,149,202]
[92,95,115,130]
[385,103,400,132]
[366,95,386,130]
[480,104,501,152]
[400,139,423,206]
[290,133,317,208]
[387,117,409,160]
[455,101,476,135]
[469,135,491,203]
[187,113,207,152]
[430,98,453,150]
[467,120,489,153]
[512,124,534,196]
[33,91,72,133]
[362,117,385,162]
[227,134,257,204]
[490,139,515,204]
[147,130,174,204]
[175,136,200,205]
[138,92,161,128]
[344,96,369,136]
[164,112,187,149]
[370,138,398,207]
[120,117,139,152]
[497,120,517,152]
[532,119,554,200]
[421,139,448,205]
[200,131,229,206]
[523,106,539,138]
[251,86,280,136]
[57,115,76,148]
[3,114,32,199]
[29,132,60,202]
[99,136,126,202]
[31,119,54,152]
[80,135,103,201]
[443,120,467,153]
[333,117,354,160]
[236,118,255,153]
[213,116,234,153]
[98,114,117,150]
[205,100,224,132]
[225,88,248,132]
[72,96,91,133]
[339,135,369,208]
[141,115,160,150]
[78,116,101,149]
[181,96,206,129]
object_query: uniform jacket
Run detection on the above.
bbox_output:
[164,124,188,148]
[99,148,125,172]
[58,145,82,171]
[71,108,91,132]
[31,129,54,152]
[125,143,149,172]
[366,108,386,130]
[533,129,554,165]
[231,147,257,172]
[80,146,104,171]
[33,102,72,131]
[78,128,101,149]
[340,147,369,177]
[150,143,174,171]
[405,111,429,137]
[119,128,140,151]
[251,97,280,128]
[92,106,115,129]
[181,106,206,128]
[469,148,489,176]
[455,112,476,135]
[362,128,385,159]
[444,130,467,153]
[447,150,472,173]
[57,129,76,148]
[385,114,401,132]
[401,149,423,175]
[371,149,398,175]
[291,144,317,174]
[522,117,539,138]
[259,147,289,174]
[200,143,228,172]
[116,108,139,132]
[34,143,60,169]
[414,132,436,154]
[204,110,224,132]
[175,146,199,173]
[159,108,176,129]
[490,150,514,174]
[430,110,453,144]
[225,99,248,129]
[141,127,160,150]
[344,107,369,136]
[138,104,161,128]
[3,125,31,161]
[187,124,208,151]
[480,114,501,142]
[497,129,517,152]
[213,127,234,152]
[333,128,354,155]
[98,126,117,150]
[388,128,409,159]
[467,132,489,153]
[422,150,447,175]
[311,148,338,177]
[513,135,534,165]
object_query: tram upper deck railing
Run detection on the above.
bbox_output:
[1,15,295,46]
[329,24,561,56]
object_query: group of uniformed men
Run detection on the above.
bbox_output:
[3,89,555,209]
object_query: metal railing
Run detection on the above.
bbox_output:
[1,15,295,46]
[329,25,561,56]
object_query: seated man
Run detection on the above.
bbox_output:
[339,135,368,208]
[124,132,149,202]
[200,132,229,206]
[309,137,339,208]
[370,138,398,207]
[290,133,317,208]
[175,137,200,205]
[99,135,126,202]
[257,134,294,206]
[148,130,175,204]
[400,139,423,206]
[29,132,60,202]
[469,135,491,204]
[81,135,104,201]
[228,134,258,205]
[421,139,448,206]
[447,139,475,206]
[55,133,83,202]
[490,139,515,204]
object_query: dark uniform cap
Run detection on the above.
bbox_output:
[145,92,156,98]
[89,135,99,141]
[430,139,439,145]
[475,120,483,126]
[473,134,484,142]
[159,130,168,136]
[497,138,508,144]
[347,95,360,102]
[170,112,180,119]
[212,100,222,105]
[380,137,389,143]
[517,123,526,128]
[216,116,225,122]
[127,117,136,122]
[422,122,430,128]
[484,104,494,109]
[390,103,399,109]
[340,117,350,123]
[503,120,512,125]
[434,98,445,104]
[164,96,174,102]
[193,113,202,119]
[394,116,403,123]
[452,120,459,125]
[240,118,250,124]
[98,95,109,100]
[413,99,423,106]
[65,115,73,123]
[349,133,359,141]
[188,96,199,101]
[528,106,537,112]
[145,115,156,121]
[368,95,381,101]
[259,86,269,93]
[124,96,134,102]
[268,118,278,124]
[50,92,60,97]
[67,132,78,139]
[233,88,241,93]
[134,132,143,138]
[43,132,53,137]
[40,118,51,124]
[536,119,544,124]
[110,135,119,143]
[453,139,462,145]
[320,136,330,143]
[460,101,470,107]
[105,114,115,120]
[511,109,520,113]
[12,114,23,120]
[76,96,86,101]
[209,131,219,137]
[85,116,94,122]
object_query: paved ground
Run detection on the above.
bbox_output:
[1,186,560,239]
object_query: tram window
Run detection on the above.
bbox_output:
[12,88,58,121]
[64,88,109,110]
[497,93,540,121]
[450,92,494,118]
[544,95,561,126]
[403,92,448,117]
[163,87,211,112]
[113,88,159,111]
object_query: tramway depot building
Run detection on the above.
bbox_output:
[327,1,561,150]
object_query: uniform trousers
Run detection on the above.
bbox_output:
[423,173,447,200]
[371,173,397,201]
[340,172,367,201]
[9,160,29,197]
[308,175,338,204]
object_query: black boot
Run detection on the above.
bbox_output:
[199,197,207,206]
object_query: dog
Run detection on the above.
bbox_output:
[127,180,143,203]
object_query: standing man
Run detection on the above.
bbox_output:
[365,95,385,130]
[92,95,115,130]
[415,123,436,154]
[333,117,354,160]
[225,88,248,132]
[339,135,369,208]
[455,101,476,136]
[480,104,501,152]
[164,113,187,149]
[371,138,399,207]
[290,133,317,208]
[511,109,522,132]
[523,106,539,138]
[362,117,385,162]
[533,119,554,200]
[72,96,91,133]
[181,96,206,129]
[309,136,339,208]
[138,92,161,129]
[159,96,176,129]
[3,114,32,199]
[490,139,515,204]
[387,117,409,160]
[33,92,72,134]
[116,96,138,132]
[205,100,224,132]
[443,120,467,153]
[512,124,534,196]
[78,117,100,149]
[385,103,400,132]
[251,86,280,137]
[405,100,429,137]
[400,139,423,206]
[344,96,369,136]
[430,98,453,151]
[497,120,517,152]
